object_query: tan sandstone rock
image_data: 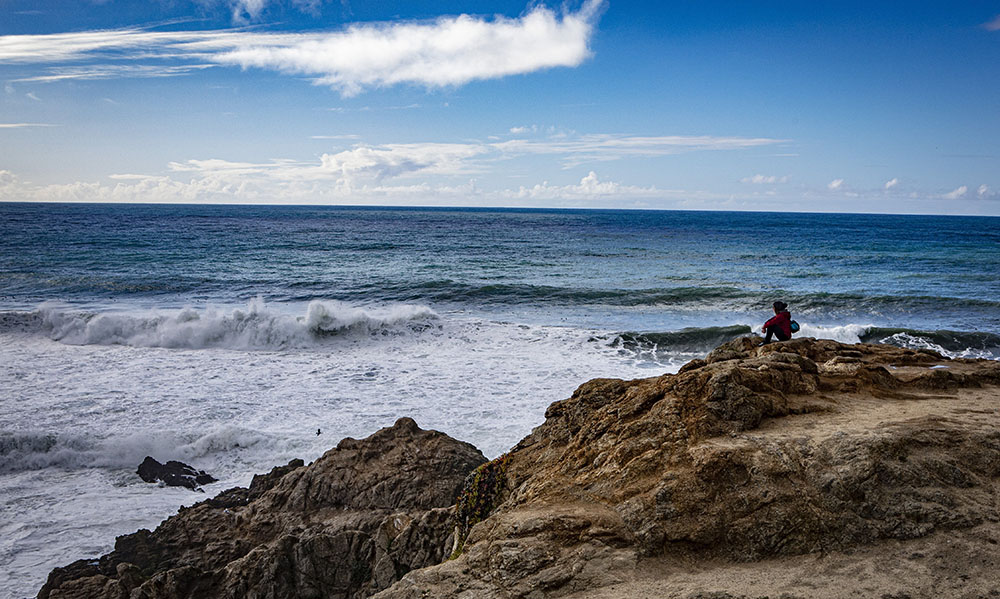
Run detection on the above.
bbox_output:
[375,337,1000,599]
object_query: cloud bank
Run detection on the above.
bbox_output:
[0,0,605,95]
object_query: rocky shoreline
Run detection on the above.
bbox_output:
[39,337,1000,599]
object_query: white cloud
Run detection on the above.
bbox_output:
[0,122,56,128]
[978,184,990,197]
[496,134,785,167]
[884,177,899,190]
[741,174,787,184]
[507,170,659,200]
[216,0,605,95]
[152,142,490,193]
[827,178,844,190]
[231,0,267,22]
[944,185,968,200]
[0,1,606,95]
[509,125,539,135]
[984,15,1000,31]
[318,143,488,183]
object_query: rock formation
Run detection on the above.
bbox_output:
[40,337,1000,599]
[376,337,1000,599]
[137,457,217,490]
[39,417,486,599]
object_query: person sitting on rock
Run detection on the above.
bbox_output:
[761,301,792,344]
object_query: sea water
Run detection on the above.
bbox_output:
[1,203,998,597]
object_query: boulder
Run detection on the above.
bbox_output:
[136,457,217,490]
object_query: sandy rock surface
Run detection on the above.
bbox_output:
[377,338,1000,599]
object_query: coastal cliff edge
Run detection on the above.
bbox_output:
[39,337,1000,598]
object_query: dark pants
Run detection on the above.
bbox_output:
[763,325,790,343]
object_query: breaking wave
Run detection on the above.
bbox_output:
[608,323,1000,360]
[0,299,439,350]
[610,325,753,356]
[860,327,1000,359]
[0,426,282,474]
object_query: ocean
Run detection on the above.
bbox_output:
[1,203,999,597]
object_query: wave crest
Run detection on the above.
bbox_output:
[0,426,281,474]
[7,299,439,350]
[608,323,1000,361]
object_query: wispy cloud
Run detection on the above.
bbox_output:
[161,142,489,187]
[12,64,215,83]
[741,174,787,184]
[510,125,539,134]
[310,134,360,140]
[0,0,605,95]
[944,185,968,199]
[884,177,899,190]
[827,178,844,190]
[195,0,342,24]
[983,15,1000,31]
[979,184,991,197]
[0,122,57,128]
[495,134,785,166]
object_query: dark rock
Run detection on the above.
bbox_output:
[247,458,304,502]
[42,418,486,599]
[137,457,217,490]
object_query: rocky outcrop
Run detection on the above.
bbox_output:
[137,457,217,490]
[39,418,486,599]
[39,338,1000,599]
[376,337,1000,598]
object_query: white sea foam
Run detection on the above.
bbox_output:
[795,322,874,344]
[873,331,995,360]
[30,298,439,350]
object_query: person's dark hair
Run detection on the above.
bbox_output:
[773,301,788,311]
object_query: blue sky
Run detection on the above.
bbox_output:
[1,1,999,214]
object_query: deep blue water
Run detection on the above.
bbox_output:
[2,202,999,355]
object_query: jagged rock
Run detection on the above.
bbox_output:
[40,418,486,599]
[375,337,1000,599]
[137,457,217,490]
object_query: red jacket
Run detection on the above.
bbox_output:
[764,310,792,338]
